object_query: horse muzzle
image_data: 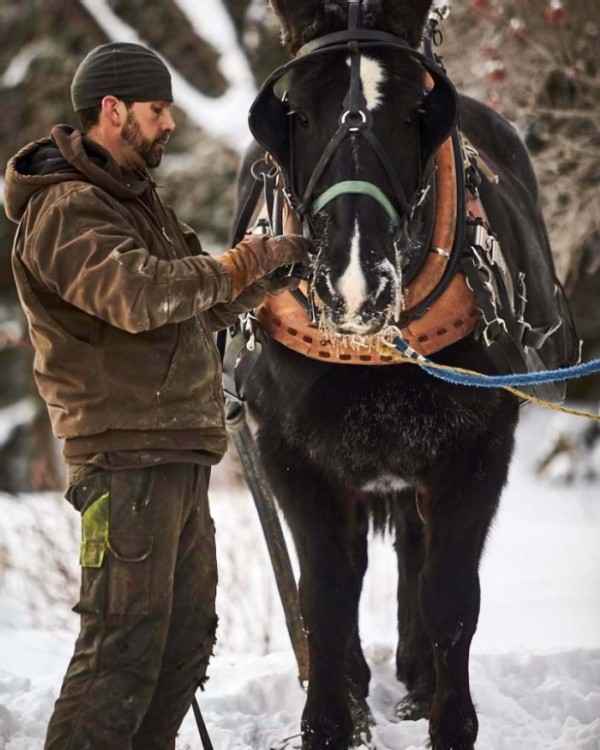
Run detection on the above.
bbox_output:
[314,262,399,335]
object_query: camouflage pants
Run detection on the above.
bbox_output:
[45,463,218,750]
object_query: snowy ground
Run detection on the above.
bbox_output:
[0,407,599,749]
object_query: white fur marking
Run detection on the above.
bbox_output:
[361,56,385,111]
[337,220,367,317]
[361,474,409,494]
[345,55,386,111]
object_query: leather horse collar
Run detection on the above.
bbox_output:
[255,132,482,365]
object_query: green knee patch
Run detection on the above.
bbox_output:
[80,491,110,568]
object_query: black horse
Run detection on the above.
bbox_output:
[233,2,578,749]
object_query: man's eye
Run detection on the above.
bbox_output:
[152,107,163,115]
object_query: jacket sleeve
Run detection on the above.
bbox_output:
[25,186,235,334]
[203,282,267,332]
[175,215,266,331]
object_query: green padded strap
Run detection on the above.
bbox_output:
[310,181,401,226]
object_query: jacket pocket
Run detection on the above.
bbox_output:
[107,535,154,615]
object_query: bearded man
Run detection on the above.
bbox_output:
[4,42,309,749]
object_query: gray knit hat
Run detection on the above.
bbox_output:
[71,42,173,111]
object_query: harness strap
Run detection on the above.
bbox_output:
[461,187,568,402]
[311,181,401,226]
[230,162,276,246]
[301,125,351,212]
[359,125,415,217]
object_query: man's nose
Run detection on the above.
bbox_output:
[163,109,176,133]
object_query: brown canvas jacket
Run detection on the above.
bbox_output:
[4,125,264,461]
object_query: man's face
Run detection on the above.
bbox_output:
[120,101,176,169]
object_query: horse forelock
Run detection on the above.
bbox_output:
[279,0,433,53]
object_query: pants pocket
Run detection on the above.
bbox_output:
[71,467,158,616]
[73,486,111,615]
[107,534,154,615]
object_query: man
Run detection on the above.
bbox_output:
[3,42,309,749]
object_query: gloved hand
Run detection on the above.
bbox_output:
[259,274,302,296]
[217,235,311,298]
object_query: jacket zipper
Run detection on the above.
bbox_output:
[133,187,175,253]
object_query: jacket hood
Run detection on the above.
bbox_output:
[4,124,148,223]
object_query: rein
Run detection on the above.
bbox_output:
[391,337,600,422]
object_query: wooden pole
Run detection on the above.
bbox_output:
[229,415,309,684]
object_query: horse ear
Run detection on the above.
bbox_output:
[269,0,327,51]
[269,0,433,51]
[376,0,433,47]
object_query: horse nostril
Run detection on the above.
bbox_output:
[373,266,400,306]
[314,270,335,304]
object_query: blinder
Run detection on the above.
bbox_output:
[248,30,459,199]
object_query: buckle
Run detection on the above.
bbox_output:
[482,315,508,347]
[242,312,258,352]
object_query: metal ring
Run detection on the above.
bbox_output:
[250,158,278,181]
[340,110,367,125]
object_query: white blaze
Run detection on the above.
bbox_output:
[360,56,385,110]
[337,220,367,317]
[345,55,386,111]
[332,56,386,326]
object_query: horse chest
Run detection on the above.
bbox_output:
[253,354,497,488]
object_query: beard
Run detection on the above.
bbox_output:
[121,110,168,169]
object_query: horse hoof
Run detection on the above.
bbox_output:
[394,693,431,722]
[349,695,376,749]
[301,716,352,750]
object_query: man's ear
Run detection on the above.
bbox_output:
[100,96,126,127]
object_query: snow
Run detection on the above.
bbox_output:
[0,408,598,749]
[175,0,256,92]
[78,0,256,149]
[1,42,51,89]
[0,399,37,449]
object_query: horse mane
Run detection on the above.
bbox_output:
[272,0,433,53]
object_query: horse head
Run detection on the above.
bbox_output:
[251,0,456,335]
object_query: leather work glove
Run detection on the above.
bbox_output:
[259,274,302,296]
[217,235,310,298]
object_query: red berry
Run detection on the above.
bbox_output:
[484,61,507,84]
[547,7,566,24]
[546,1,566,25]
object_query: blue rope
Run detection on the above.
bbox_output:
[392,337,600,389]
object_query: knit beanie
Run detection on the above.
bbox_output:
[71,42,173,111]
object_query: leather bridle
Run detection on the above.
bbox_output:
[249,0,460,242]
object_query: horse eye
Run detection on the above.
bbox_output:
[289,109,310,128]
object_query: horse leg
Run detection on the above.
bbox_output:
[394,488,435,720]
[419,452,509,750]
[346,502,374,746]
[263,451,362,750]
